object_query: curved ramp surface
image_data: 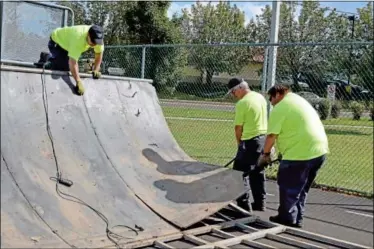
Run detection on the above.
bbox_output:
[0,65,244,247]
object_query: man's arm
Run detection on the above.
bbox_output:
[93,52,103,72]
[263,134,277,154]
[235,125,243,145]
[69,58,81,83]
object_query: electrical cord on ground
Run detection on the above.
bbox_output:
[40,64,141,248]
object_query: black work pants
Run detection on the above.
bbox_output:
[48,38,70,71]
[233,135,266,207]
[277,154,326,224]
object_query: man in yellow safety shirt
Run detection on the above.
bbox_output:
[258,84,329,228]
[37,25,105,95]
[227,78,269,212]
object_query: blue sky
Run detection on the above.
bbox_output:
[167,1,370,24]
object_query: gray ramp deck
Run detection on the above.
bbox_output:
[0,65,244,247]
[1,157,67,248]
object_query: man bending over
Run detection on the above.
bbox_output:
[259,84,329,228]
[38,24,104,95]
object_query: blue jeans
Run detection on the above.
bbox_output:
[233,135,266,207]
[277,154,326,224]
[48,38,69,71]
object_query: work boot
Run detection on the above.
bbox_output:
[251,201,266,211]
[269,215,302,228]
[76,81,85,95]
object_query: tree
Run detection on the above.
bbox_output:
[56,1,87,25]
[179,1,251,85]
[124,1,187,92]
[354,2,374,94]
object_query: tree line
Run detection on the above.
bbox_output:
[57,1,373,94]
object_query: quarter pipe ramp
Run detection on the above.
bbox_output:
[0,65,244,248]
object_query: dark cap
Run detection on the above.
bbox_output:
[88,25,104,45]
[227,77,243,90]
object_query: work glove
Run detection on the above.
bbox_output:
[92,70,101,79]
[257,154,272,170]
[257,147,277,170]
[76,80,85,96]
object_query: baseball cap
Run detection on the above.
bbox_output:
[88,25,104,45]
[225,77,245,96]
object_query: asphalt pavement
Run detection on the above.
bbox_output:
[254,180,373,247]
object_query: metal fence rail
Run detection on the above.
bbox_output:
[0,1,74,64]
[101,42,373,197]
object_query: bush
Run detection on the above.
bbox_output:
[350,101,365,120]
[317,99,331,120]
[331,101,342,118]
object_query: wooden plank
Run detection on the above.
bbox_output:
[154,241,175,249]
[266,234,324,249]
[118,217,256,248]
[211,228,235,239]
[285,228,371,249]
[183,234,209,246]
[235,222,259,232]
[242,239,277,249]
[214,246,230,249]
[228,202,252,216]
[192,226,286,248]
[216,212,233,221]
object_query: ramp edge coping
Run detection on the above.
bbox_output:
[0,63,153,84]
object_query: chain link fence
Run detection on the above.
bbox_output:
[102,42,373,197]
[0,1,73,64]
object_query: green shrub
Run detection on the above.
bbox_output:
[331,101,342,118]
[350,101,365,120]
[317,99,331,120]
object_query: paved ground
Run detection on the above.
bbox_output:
[253,180,373,247]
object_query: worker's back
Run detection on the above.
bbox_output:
[268,92,329,160]
[234,91,268,140]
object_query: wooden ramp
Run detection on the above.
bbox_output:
[0,64,244,248]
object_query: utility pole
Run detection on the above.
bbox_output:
[266,1,280,91]
[266,1,281,116]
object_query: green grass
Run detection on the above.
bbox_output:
[163,106,373,196]
[162,106,373,126]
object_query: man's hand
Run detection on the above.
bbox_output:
[257,153,272,169]
[92,70,101,79]
[76,80,85,95]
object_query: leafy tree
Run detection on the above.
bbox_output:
[124,1,187,92]
[56,1,87,25]
[354,2,374,93]
[178,1,250,84]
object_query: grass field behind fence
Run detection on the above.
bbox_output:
[161,105,374,196]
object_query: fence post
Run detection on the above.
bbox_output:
[266,0,280,90]
[261,46,269,94]
[141,45,146,78]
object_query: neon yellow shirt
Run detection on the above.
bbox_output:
[51,25,104,61]
[267,92,329,160]
[234,91,268,140]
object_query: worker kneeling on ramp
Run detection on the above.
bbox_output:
[259,84,329,228]
[35,24,105,95]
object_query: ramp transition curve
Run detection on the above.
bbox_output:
[0,65,244,248]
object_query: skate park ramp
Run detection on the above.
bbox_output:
[0,65,245,248]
